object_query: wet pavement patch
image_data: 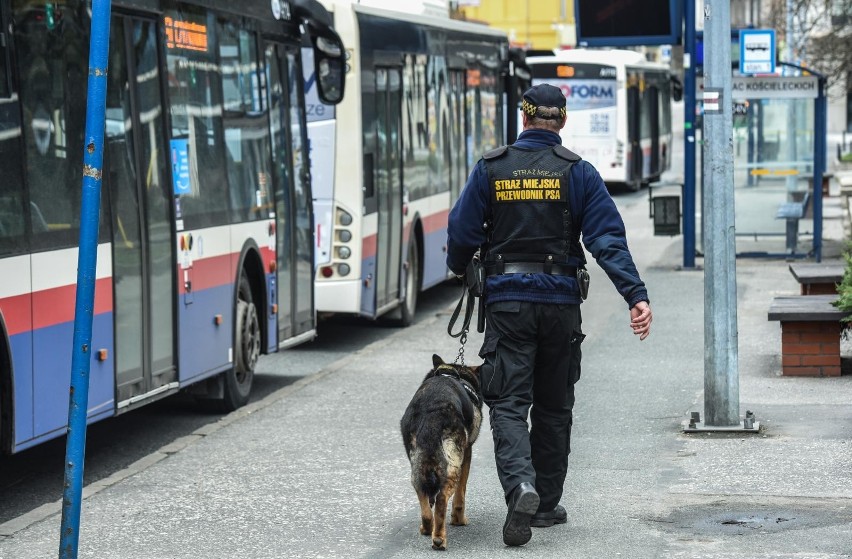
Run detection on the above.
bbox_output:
[650,499,852,537]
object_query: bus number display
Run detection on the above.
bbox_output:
[164,17,209,52]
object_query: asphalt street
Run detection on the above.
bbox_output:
[1,180,851,558]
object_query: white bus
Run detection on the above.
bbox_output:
[312,2,527,324]
[525,49,678,191]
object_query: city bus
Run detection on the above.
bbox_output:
[313,1,527,324]
[525,49,679,191]
[0,0,345,455]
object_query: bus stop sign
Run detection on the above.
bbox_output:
[739,29,776,75]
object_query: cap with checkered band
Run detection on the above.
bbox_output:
[521,84,567,121]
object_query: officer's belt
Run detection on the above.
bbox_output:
[485,262,578,276]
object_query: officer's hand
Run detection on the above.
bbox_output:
[630,301,652,341]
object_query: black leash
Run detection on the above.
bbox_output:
[447,283,475,366]
[447,283,475,339]
[447,253,486,366]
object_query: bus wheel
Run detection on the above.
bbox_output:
[398,237,419,327]
[224,274,260,410]
[627,178,642,192]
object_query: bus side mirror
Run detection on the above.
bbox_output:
[311,33,345,105]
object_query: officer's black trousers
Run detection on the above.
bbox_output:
[478,300,584,512]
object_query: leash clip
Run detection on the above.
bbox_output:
[453,331,467,366]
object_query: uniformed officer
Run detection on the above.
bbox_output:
[446,83,652,547]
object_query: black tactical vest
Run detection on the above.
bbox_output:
[482,144,584,269]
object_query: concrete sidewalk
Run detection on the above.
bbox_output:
[1,193,851,558]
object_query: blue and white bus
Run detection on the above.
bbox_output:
[0,0,345,454]
[525,49,676,191]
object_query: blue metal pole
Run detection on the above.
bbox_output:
[59,2,111,558]
[683,0,697,269]
[813,77,826,262]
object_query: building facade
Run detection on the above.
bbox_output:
[454,0,575,50]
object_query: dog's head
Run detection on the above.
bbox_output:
[427,354,481,395]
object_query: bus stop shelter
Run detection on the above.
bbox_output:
[728,72,828,260]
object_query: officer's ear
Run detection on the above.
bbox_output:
[558,114,567,130]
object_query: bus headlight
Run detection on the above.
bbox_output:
[338,229,352,242]
[338,263,351,276]
[338,209,353,226]
[338,246,351,259]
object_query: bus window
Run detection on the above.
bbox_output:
[402,54,428,201]
[467,65,501,158]
[15,0,91,250]
[219,23,272,223]
[0,93,24,254]
[448,70,465,188]
[0,12,25,254]
[428,55,448,196]
[0,22,9,98]
[165,7,228,229]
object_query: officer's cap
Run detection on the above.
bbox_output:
[521,84,567,120]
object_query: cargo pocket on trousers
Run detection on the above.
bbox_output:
[569,329,586,384]
[478,332,502,400]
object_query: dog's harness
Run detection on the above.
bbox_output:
[435,364,482,408]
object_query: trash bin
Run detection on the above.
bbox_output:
[651,195,681,236]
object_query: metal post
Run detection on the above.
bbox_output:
[702,0,740,427]
[813,77,827,262]
[683,0,697,269]
[59,2,112,558]
[784,0,797,194]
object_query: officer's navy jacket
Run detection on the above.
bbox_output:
[447,128,649,308]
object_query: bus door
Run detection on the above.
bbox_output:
[373,67,403,314]
[648,85,661,177]
[626,81,643,188]
[265,41,316,343]
[106,14,176,407]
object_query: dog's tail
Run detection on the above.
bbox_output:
[422,470,441,507]
[411,445,445,507]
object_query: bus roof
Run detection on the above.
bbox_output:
[526,48,666,70]
[349,2,508,40]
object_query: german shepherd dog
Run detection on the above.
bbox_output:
[400,354,483,551]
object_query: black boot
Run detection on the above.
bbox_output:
[531,504,567,528]
[502,482,539,546]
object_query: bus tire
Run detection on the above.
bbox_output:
[223,274,260,411]
[397,236,419,327]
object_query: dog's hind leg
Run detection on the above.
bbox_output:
[417,491,433,536]
[451,446,473,526]
[431,479,457,550]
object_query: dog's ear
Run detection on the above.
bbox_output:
[432,354,444,368]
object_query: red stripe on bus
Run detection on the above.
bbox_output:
[422,209,450,234]
[362,234,377,259]
[178,253,233,295]
[31,277,114,331]
[0,293,33,336]
[259,245,275,272]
